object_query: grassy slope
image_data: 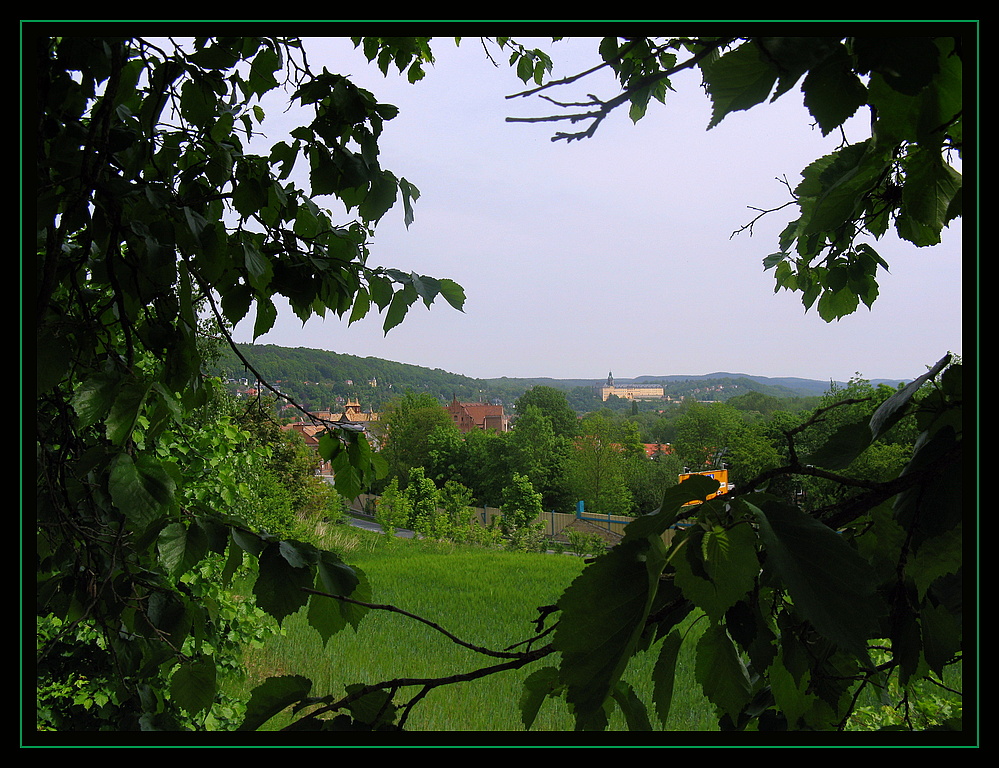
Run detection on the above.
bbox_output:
[241,531,716,733]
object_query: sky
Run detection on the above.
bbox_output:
[231,36,965,384]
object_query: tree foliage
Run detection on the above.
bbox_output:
[568,412,638,517]
[500,472,545,532]
[377,391,456,484]
[33,34,459,733]
[515,385,580,440]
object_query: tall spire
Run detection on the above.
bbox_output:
[607,371,614,386]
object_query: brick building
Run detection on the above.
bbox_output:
[444,396,509,434]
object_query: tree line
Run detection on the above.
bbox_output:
[369,377,922,532]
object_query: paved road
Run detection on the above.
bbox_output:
[345,513,415,538]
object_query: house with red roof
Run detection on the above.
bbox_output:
[444,396,509,434]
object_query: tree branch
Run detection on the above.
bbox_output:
[505,38,737,143]
[302,586,545,660]
[287,644,555,728]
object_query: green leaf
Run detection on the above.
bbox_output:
[920,598,962,678]
[908,522,962,602]
[240,675,312,731]
[366,274,393,309]
[145,589,192,648]
[553,536,666,725]
[107,378,153,445]
[308,552,370,642]
[220,282,253,326]
[651,630,682,726]
[725,595,777,673]
[609,680,653,730]
[399,177,420,228]
[762,251,787,270]
[248,46,280,97]
[242,241,273,291]
[802,142,885,237]
[623,473,720,540]
[254,542,313,623]
[816,287,860,322]
[805,414,873,469]
[348,287,370,324]
[897,148,962,247]
[767,655,813,729]
[36,327,72,395]
[71,371,122,430]
[673,523,759,621]
[180,78,216,128]
[695,623,753,720]
[516,53,535,83]
[158,522,209,577]
[293,202,321,238]
[854,37,941,97]
[358,171,398,223]
[437,278,466,312]
[751,498,883,657]
[171,659,218,715]
[252,295,278,339]
[230,527,266,557]
[343,683,399,728]
[702,41,778,129]
[410,273,440,308]
[109,453,176,531]
[869,354,950,442]
[893,425,962,540]
[520,666,564,730]
[269,139,299,180]
[278,538,319,570]
[628,86,653,123]
[382,283,417,334]
[800,44,868,135]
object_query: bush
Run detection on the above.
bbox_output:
[505,521,548,553]
[375,478,411,537]
[565,529,608,557]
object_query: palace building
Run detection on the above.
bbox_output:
[596,372,665,402]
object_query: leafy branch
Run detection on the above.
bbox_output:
[505,37,738,143]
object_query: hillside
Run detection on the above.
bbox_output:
[209,343,906,415]
[632,371,911,397]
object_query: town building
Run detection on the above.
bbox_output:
[597,372,666,402]
[283,400,382,475]
[444,396,509,433]
[312,399,380,425]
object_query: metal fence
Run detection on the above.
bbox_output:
[349,494,684,547]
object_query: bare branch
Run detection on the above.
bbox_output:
[730,176,798,239]
[287,645,554,728]
[302,586,541,660]
[505,38,738,143]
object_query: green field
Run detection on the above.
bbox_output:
[240,528,717,732]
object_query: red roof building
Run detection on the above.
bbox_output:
[444,396,509,434]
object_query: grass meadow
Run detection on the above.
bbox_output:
[238,523,718,733]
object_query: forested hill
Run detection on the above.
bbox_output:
[632,372,911,397]
[210,344,501,413]
[208,343,902,414]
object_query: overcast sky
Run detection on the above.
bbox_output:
[232,36,964,384]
